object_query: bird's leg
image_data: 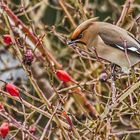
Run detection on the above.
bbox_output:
[110,63,117,103]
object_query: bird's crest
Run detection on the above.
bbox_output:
[71,18,98,40]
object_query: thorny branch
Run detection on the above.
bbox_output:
[0,0,140,140]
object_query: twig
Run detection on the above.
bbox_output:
[0,110,38,140]
[110,64,117,103]
[0,2,62,69]
[59,0,77,28]
[39,103,59,140]
[121,37,131,67]
[116,0,134,26]
[136,15,140,40]
[0,89,69,128]
[111,129,140,135]
[76,0,87,21]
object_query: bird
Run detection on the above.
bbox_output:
[68,18,140,73]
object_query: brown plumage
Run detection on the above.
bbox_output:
[68,18,140,71]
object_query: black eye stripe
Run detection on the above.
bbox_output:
[71,33,83,41]
[77,33,83,39]
[79,34,83,38]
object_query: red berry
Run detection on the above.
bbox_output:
[62,111,73,129]
[5,83,20,97]
[56,70,72,82]
[23,49,34,66]
[0,103,3,110]
[0,122,9,138]
[3,34,12,45]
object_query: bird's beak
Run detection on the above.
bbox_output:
[67,40,78,45]
[67,39,86,46]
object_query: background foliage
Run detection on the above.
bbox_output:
[0,0,140,139]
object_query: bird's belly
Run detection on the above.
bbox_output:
[95,43,140,68]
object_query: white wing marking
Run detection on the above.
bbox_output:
[115,44,138,52]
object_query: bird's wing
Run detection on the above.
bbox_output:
[127,32,140,45]
[99,26,140,54]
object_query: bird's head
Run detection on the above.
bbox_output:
[68,18,99,47]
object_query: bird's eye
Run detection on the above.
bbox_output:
[77,34,83,39]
